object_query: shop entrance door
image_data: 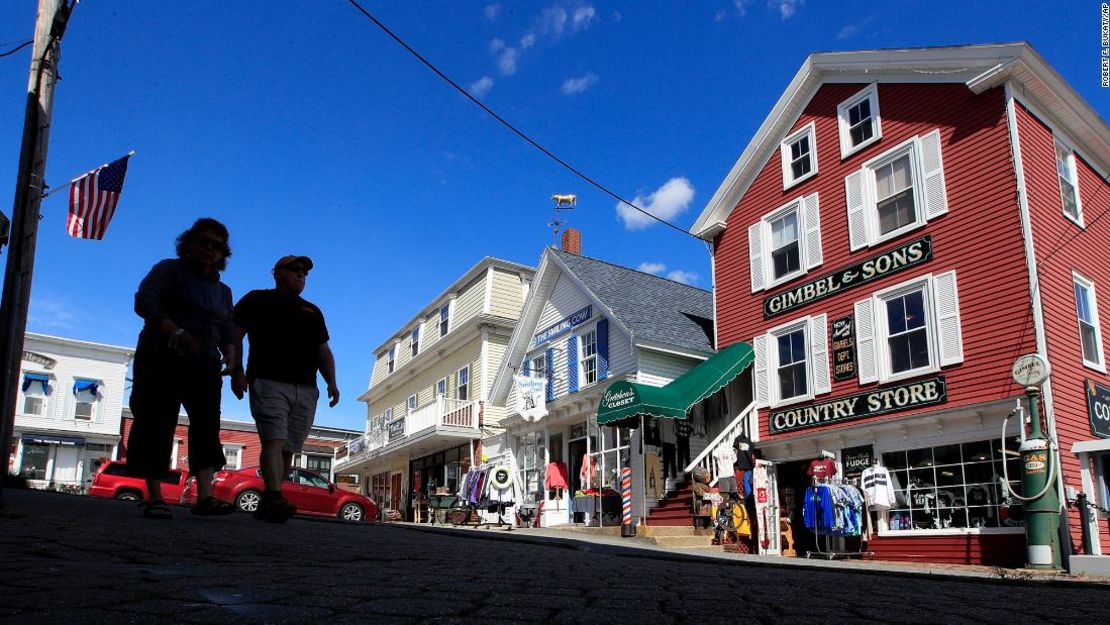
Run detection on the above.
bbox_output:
[390,472,402,512]
[753,459,780,555]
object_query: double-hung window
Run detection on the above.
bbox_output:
[1055,138,1083,226]
[1074,272,1105,371]
[439,305,450,337]
[781,122,818,188]
[407,394,418,414]
[436,377,447,398]
[837,84,882,158]
[20,374,50,417]
[387,345,396,374]
[748,194,822,292]
[854,272,964,384]
[754,315,830,408]
[531,354,546,380]
[384,407,393,423]
[845,129,947,250]
[411,327,420,358]
[456,366,469,401]
[580,329,598,387]
[72,379,100,421]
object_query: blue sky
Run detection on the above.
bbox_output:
[0,1,1105,431]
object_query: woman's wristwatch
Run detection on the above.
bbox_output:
[168,328,185,349]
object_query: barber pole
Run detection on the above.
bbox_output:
[621,467,633,532]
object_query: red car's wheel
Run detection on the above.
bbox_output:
[235,489,262,513]
[338,502,363,523]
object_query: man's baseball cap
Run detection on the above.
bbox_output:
[274,255,313,272]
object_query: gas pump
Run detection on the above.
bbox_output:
[1007,355,1061,569]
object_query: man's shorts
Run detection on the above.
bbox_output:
[249,378,319,453]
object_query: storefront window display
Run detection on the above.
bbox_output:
[410,443,471,499]
[515,430,545,503]
[881,437,1022,531]
[20,442,49,480]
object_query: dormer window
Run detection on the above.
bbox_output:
[387,345,396,374]
[411,327,420,357]
[439,305,450,337]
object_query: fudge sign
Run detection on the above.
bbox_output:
[764,237,933,318]
[770,376,947,434]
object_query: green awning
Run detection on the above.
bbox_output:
[596,342,754,427]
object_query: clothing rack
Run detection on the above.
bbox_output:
[454,463,514,531]
[804,477,873,560]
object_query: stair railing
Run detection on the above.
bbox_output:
[683,401,755,486]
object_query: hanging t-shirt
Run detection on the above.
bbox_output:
[733,433,755,470]
[660,419,677,445]
[807,458,837,480]
[712,444,737,476]
[545,462,569,490]
[861,465,896,508]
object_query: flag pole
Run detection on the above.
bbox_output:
[39,150,134,200]
[0,0,75,506]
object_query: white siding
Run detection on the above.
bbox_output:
[454,275,486,328]
[637,350,702,387]
[536,274,592,332]
[16,336,131,439]
[489,268,526,319]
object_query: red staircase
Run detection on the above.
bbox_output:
[645,481,696,527]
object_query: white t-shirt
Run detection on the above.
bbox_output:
[712,444,737,476]
[861,465,896,508]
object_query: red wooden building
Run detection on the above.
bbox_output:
[691,43,1110,567]
[118,408,361,489]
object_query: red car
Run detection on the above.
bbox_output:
[87,460,190,504]
[181,466,377,523]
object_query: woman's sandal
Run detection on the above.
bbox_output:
[191,496,236,516]
[141,500,173,520]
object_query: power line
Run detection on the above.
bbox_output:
[0,39,33,58]
[343,0,698,240]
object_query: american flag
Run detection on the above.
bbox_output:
[67,154,130,240]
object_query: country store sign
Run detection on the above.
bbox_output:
[764,236,934,318]
[769,376,948,434]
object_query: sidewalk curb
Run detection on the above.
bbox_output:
[388,522,1110,589]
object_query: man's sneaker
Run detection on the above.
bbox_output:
[254,494,297,523]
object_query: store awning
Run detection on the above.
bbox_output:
[21,433,86,446]
[596,342,754,427]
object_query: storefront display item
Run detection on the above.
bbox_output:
[545,461,569,496]
[734,433,755,471]
[806,453,837,481]
[712,443,738,494]
[861,461,896,531]
[675,418,693,469]
[660,419,677,479]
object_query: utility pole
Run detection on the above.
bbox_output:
[0,0,73,505]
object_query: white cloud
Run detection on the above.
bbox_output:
[536,7,569,37]
[836,15,875,40]
[469,76,494,97]
[496,45,520,75]
[520,32,536,49]
[769,0,802,19]
[616,177,696,230]
[561,72,598,95]
[573,6,597,31]
[489,38,505,52]
[29,295,77,330]
[734,0,752,17]
[484,4,500,20]
[638,262,667,275]
[666,270,699,285]
[715,10,728,22]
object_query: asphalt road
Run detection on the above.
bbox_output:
[0,489,1106,624]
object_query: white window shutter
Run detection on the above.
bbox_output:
[854,298,878,384]
[803,193,823,270]
[753,334,769,407]
[933,270,964,367]
[919,129,948,220]
[845,170,868,251]
[748,222,765,293]
[810,314,831,396]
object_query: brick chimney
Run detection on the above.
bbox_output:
[561,228,582,255]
